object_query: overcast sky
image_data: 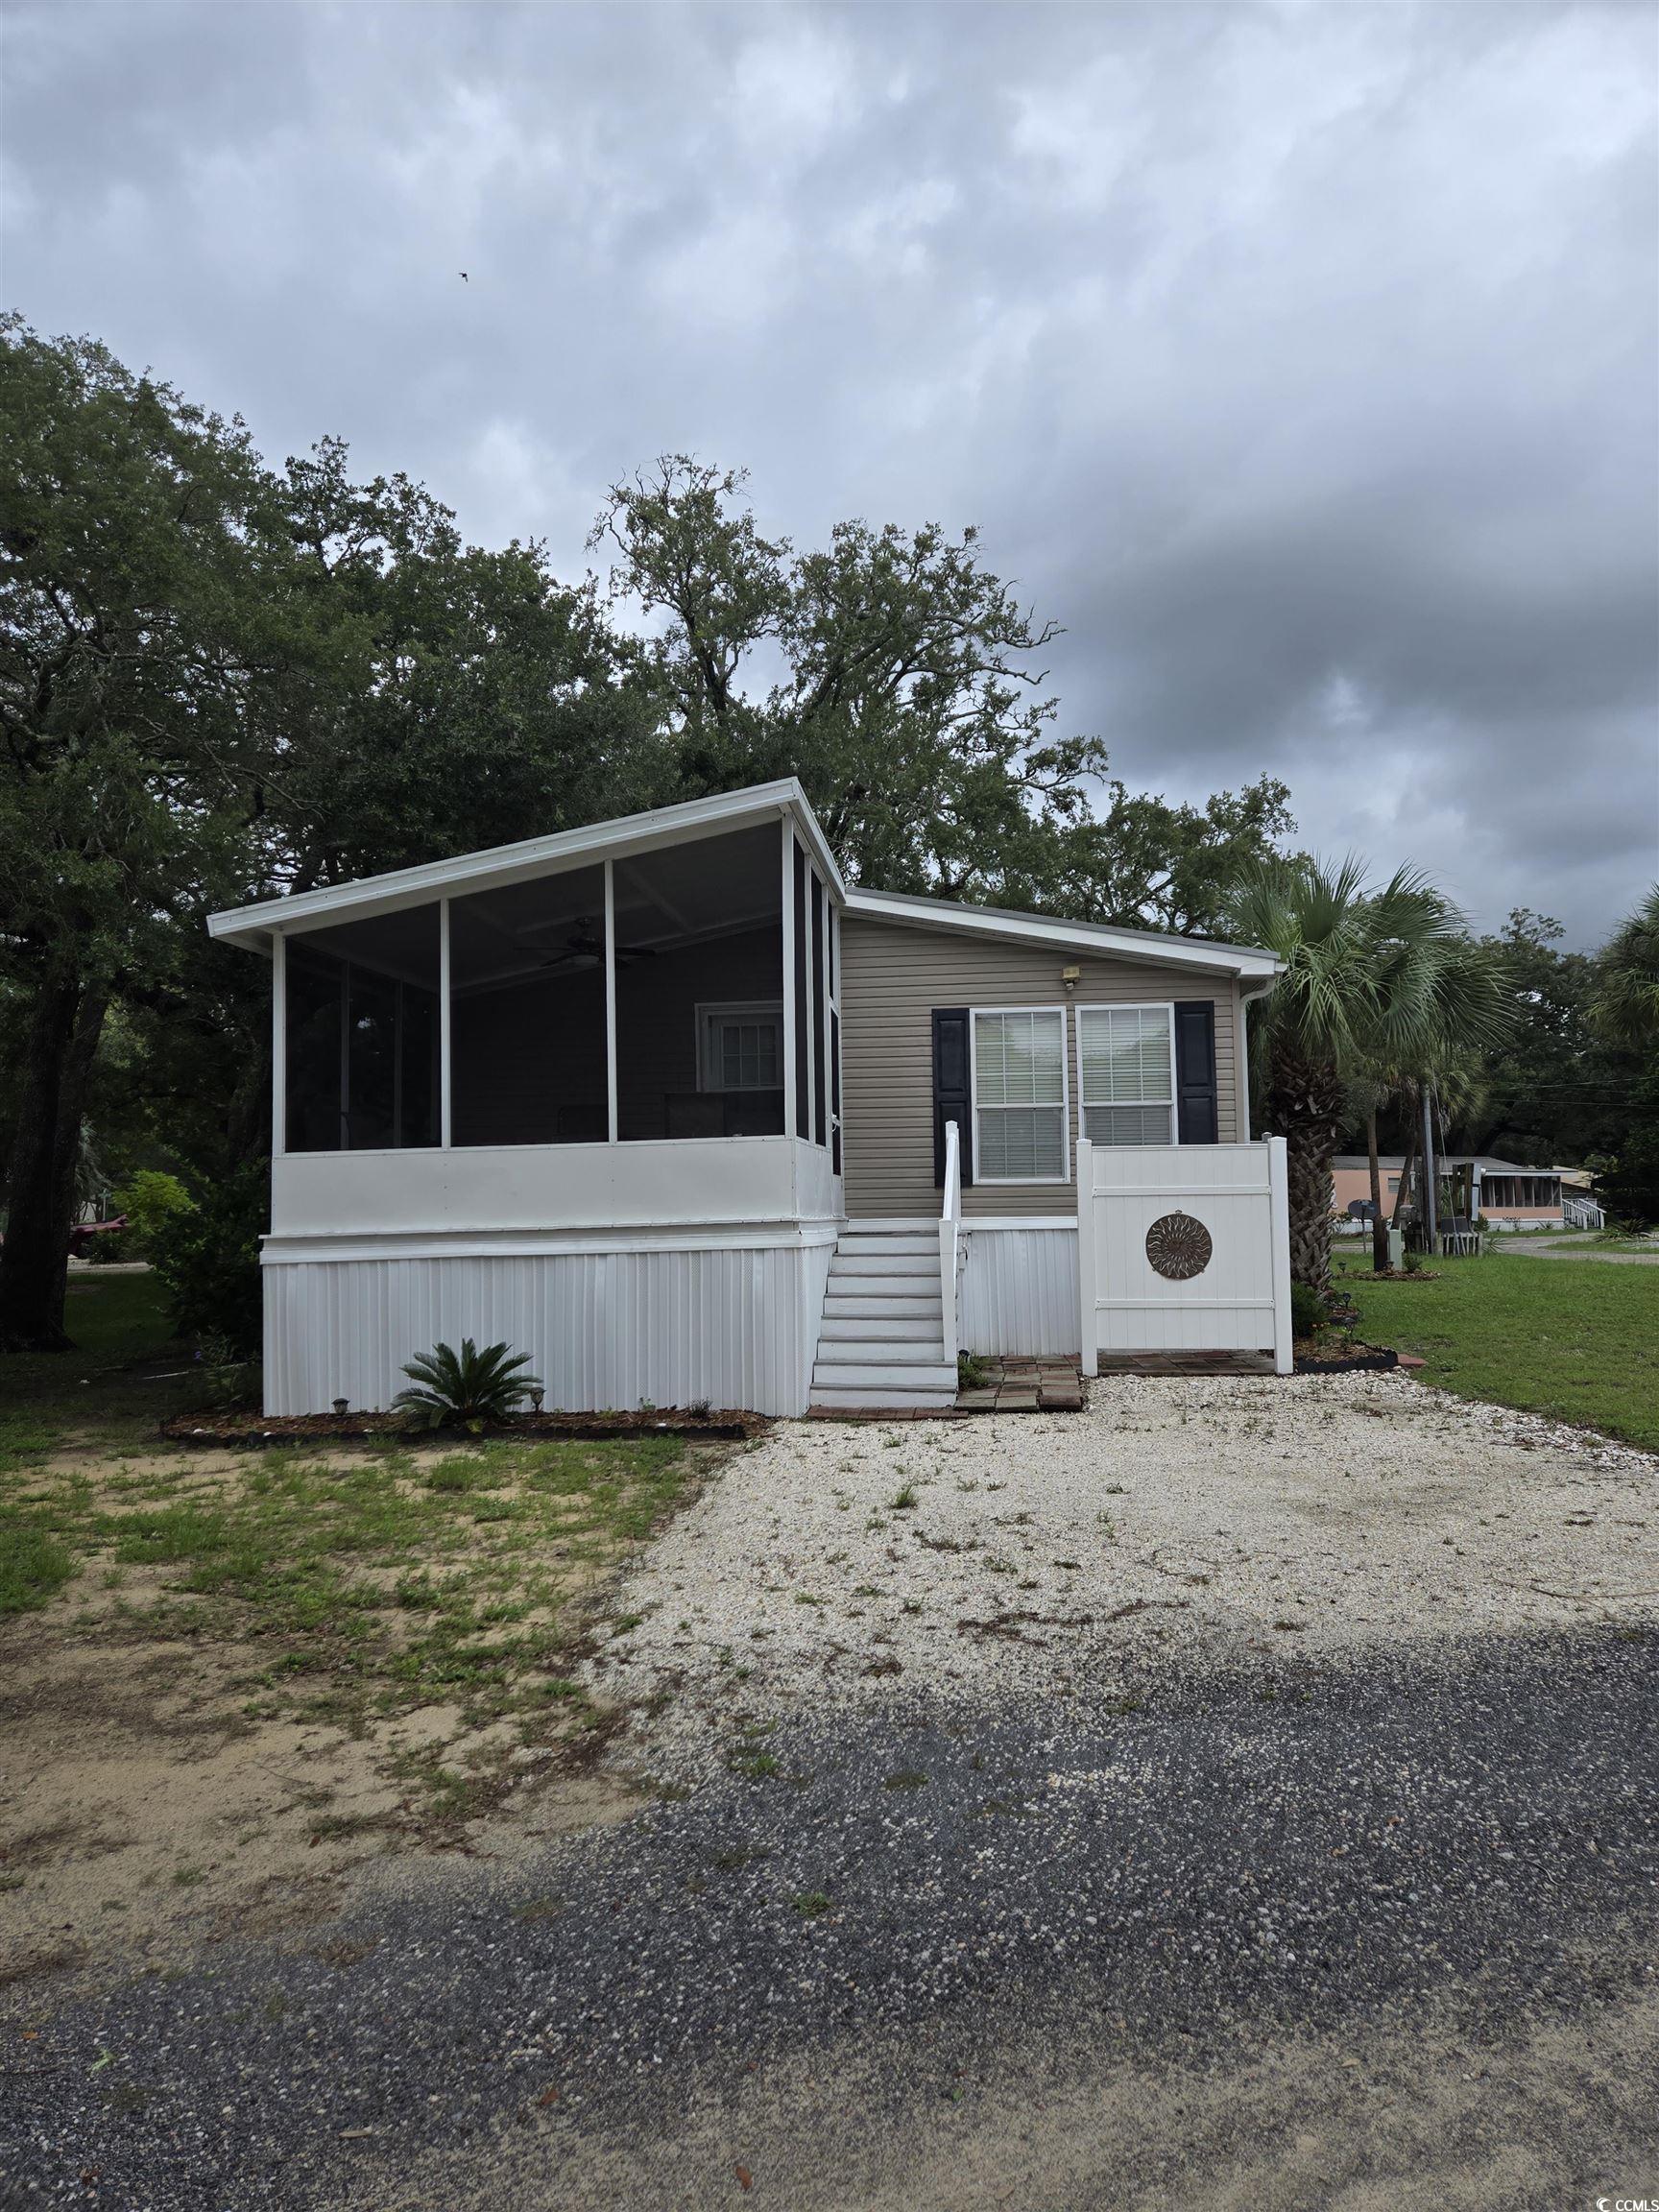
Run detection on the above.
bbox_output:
[4,1,1655,945]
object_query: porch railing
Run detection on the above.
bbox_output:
[1562,1193,1605,1231]
[939,1117,962,1367]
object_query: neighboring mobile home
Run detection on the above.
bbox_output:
[1330,1155,1576,1231]
[209,780,1291,1415]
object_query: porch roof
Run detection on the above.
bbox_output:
[1332,1154,1563,1180]
[207,780,845,956]
[208,776,1282,981]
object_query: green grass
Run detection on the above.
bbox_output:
[0,1512,76,1616]
[1332,1249,1659,1452]
[0,1271,191,1475]
[2,1429,698,1715]
[0,1271,708,1766]
[1,1272,189,1618]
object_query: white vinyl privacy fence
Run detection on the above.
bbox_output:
[1076,1138,1292,1374]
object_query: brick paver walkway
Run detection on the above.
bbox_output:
[954,1358,1084,1413]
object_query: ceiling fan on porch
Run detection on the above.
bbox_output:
[525,918,658,972]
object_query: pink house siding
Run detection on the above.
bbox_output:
[1331,1165,1403,1214]
[1329,1158,1563,1225]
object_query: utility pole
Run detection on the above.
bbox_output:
[1421,1087,1439,1252]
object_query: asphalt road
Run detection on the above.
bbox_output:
[4,1627,1656,2211]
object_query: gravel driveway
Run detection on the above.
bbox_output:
[5,1375,1657,2210]
[593,1372,1659,1763]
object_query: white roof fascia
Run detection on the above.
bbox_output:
[207,779,846,953]
[842,886,1282,980]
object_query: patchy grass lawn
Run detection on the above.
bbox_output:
[0,1267,200,1468]
[0,1271,722,1993]
[1331,1249,1659,1453]
[15,1431,697,1739]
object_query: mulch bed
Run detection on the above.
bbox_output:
[1292,1339,1407,1376]
[158,1407,768,1449]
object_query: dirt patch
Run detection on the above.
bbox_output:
[0,1604,646,2000]
[0,1431,729,2000]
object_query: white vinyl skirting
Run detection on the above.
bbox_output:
[957,1227,1081,1357]
[262,1239,835,1419]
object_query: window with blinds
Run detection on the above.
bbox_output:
[1077,1004,1176,1145]
[972,1008,1068,1181]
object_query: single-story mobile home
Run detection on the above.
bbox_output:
[209,780,1293,1414]
[1330,1155,1583,1231]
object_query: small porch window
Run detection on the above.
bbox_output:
[698,1002,783,1094]
[972,1008,1069,1182]
[1077,1004,1176,1145]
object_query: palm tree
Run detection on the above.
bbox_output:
[1231,858,1511,1292]
[1349,1046,1491,1273]
[1591,885,1659,1051]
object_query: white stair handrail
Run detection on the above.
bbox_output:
[939,1118,962,1368]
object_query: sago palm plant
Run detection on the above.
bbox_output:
[1230,858,1511,1291]
[392,1338,542,1431]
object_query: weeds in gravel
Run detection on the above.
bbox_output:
[791,1890,831,1916]
[733,1750,781,1779]
[713,1844,771,1868]
[891,1485,918,1511]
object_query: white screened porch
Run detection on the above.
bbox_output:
[208,784,848,1414]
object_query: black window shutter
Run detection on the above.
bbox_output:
[1174,1002,1218,1143]
[932,1007,973,1188]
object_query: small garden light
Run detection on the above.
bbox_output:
[332,1396,349,1415]
[528,1385,545,1413]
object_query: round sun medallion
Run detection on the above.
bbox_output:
[1145,1210,1213,1281]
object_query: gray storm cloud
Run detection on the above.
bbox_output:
[3,0,1653,943]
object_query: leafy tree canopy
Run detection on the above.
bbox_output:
[590,455,1290,926]
[3,335,1298,1346]
[1450,909,1642,1166]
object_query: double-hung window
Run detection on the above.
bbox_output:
[1076,1004,1176,1145]
[972,1008,1068,1181]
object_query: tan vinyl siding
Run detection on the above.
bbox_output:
[839,915,1243,1219]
